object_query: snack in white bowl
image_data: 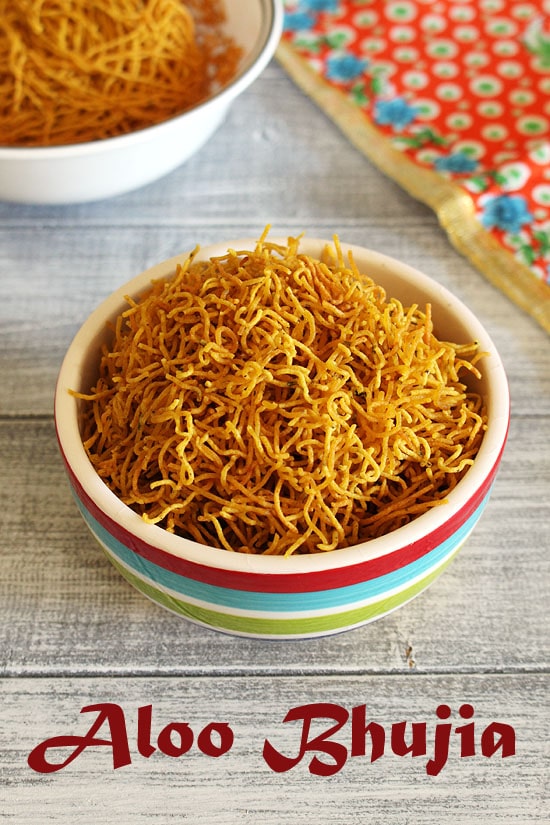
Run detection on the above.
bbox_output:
[55,233,510,638]
[0,0,283,204]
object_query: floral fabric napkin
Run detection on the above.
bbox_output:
[277,0,550,333]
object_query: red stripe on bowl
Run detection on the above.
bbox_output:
[59,440,505,594]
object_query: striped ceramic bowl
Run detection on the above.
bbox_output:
[54,239,510,638]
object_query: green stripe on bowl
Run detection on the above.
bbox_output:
[105,550,456,638]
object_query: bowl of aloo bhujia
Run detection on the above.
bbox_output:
[54,231,510,638]
[0,0,282,204]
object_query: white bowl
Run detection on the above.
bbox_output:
[54,237,510,638]
[0,0,283,205]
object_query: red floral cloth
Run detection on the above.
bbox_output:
[278,0,550,332]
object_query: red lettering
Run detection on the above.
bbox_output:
[157,723,194,757]
[27,703,130,774]
[197,723,234,757]
[28,704,236,773]
[481,722,516,758]
[137,705,156,758]
[456,703,476,758]
[263,702,349,776]
[391,721,427,757]
[426,704,452,776]
[351,705,386,761]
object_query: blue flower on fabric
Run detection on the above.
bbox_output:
[434,153,478,174]
[300,0,340,10]
[480,194,533,234]
[374,98,418,131]
[326,53,368,82]
[284,12,315,31]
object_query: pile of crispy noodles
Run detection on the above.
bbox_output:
[0,0,242,146]
[74,231,488,556]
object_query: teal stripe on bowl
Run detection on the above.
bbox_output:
[105,550,458,638]
[75,493,488,613]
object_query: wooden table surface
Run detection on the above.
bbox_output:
[1,59,548,824]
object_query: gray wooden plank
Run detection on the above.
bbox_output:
[0,40,548,825]
[1,674,547,824]
[1,66,547,416]
[0,64,431,226]
[1,415,547,676]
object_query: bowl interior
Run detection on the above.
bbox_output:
[55,238,510,574]
[0,0,283,157]
[225,0,279,75]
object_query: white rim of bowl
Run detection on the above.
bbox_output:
[0,0,284,157]
[55,239,510,576]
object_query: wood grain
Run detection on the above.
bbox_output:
[0,415,548,677]
[1,675,547,824]
[0,60,548,823]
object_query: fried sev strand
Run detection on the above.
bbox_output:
[74,234,488,555]
[0,0,242,146]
